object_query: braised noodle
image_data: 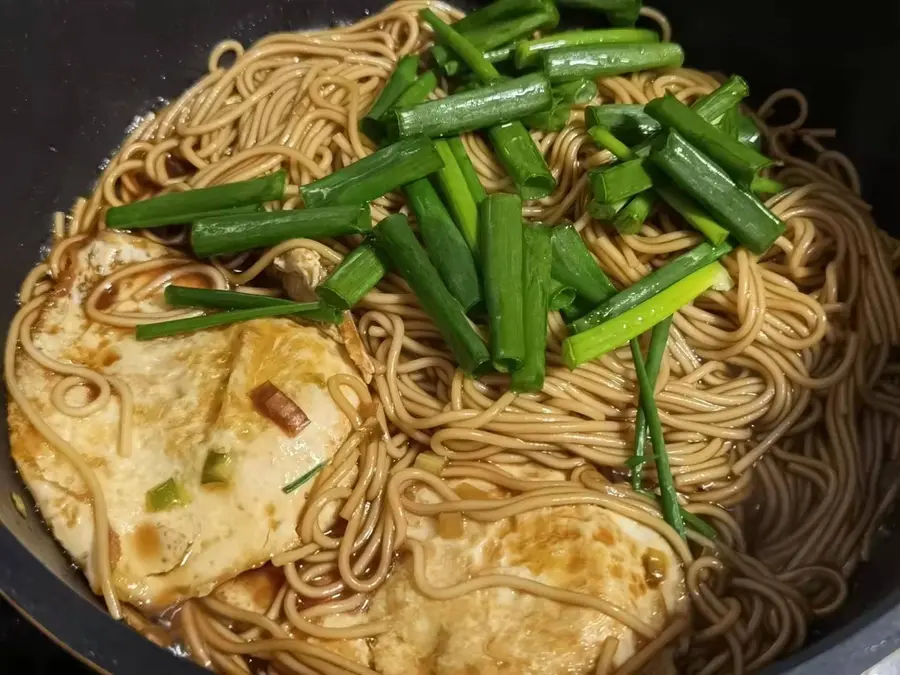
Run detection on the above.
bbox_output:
[7,1,900,673]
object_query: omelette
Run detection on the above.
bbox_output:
[9,231,361,609]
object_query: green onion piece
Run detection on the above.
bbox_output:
[480,194,526,372]
[589,125,636,160]
[462,7,560,52]
[432,140,480,251]
[488,122,557,199]
[137,302,329,341]
[645,94,773,188]
[421,8,503,82]
[629,316,671,491]
[561,295,596,323]
[390,73,553,138]
[629,328,685,538]
[651,131,785,254]
[681,510,718,539]
[483,44,517,64]
[524,103,572,131]
[511,225,552,392]
[549,278,577,311]
[562,261,727,368]
[299,136,442,207]
[201,451,234,485]
[108,204,263,231]
[751,176,784,195]
[163,285,339,322]
[146,478,190,512]
[587,199,628,222]
[632,75,750,158]
[515,29,659,69]
[317,241,388,311]
[590,158,654,203]
[613,193,656,234]
[735,112,763,150]
[106,172,286,230]
[282,462,325,494]
[655,180,730,245]
[587,104,661,145]
[571,241,731,333]
[360,54,420,143]
[553,79,599,105]
[437,44,517,78]
[404,179,482,311]
[447,137,487,205]
[452,0,552,33]
[393,70,439,108]
[555,0,638,10]
[190,204,370,258]
[543,43,684,83]
[550,224,617,305]
[373,214,491,374]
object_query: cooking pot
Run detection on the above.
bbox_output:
[1,0,898,673]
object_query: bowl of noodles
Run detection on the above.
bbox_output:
[1,0,899,674]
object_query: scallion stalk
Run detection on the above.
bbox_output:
[630,328,685,538]
[587,104,660,145]
[432,140,480,250]
[404,178,482,312]
[524,103,572,131]
[511,225,552,392]
[393,70,439,108]
[562,261,728,368]
[515,28,659,69]
[629,316,671,491]
[163,286,342,323]
[651,131,785,254]
[299,136,443,207]
[283,462,325,494]
[390,73,553,138]
[360,54,420,143]
[544,43,684,83]
[550,224,617,305]
[613,193,656,234]
[462,7,560,52]
[190,204,370,258]
[570,241,731,333]
[549,278,577,311]
[480,194,525,372]
[645,94,773,188]
[452,0,551,33]
[373,214,491,374]
[106,172,286,230]
[587,199,628,222]
[589,158,654,204]
[317,241,388,311]
[447,137,487,205]
[553,79,599,105]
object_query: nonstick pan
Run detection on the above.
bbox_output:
[1,1,899,673]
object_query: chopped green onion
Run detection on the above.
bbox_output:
[190,204,370,258]
[563,261,728,368]
[613,193,656,234]
[630,317,671,491]
[201,451,234,485]
[404,179,482,312]
[553,79,599,105]
[543,43,684,83]
[550,224,617,305]
[587,199,628,222]
[299,136,443,207]
[629,328,685,538]
[431,140,480,251]
[571,241,731,333]
[360,54,420,143]
[549,278,577,311]
[681,510,718,539]
[106,172,285,230]
[651,131,785,254]
[751,176,784,194]
[488,122,557,199]
[452,0,552,33]
[282,462,325,494]
[447,137,487,205]
[654,180,730,245]
[164,285,337,320]
[373,214,491,374]
[480,194,525,372]
[146,478,190,512]
[511,224,552,392]
[561,295,596,323]
[515,29,659,69]
[590,158,654,203]
[317,241,388,311]
[393,70,439,108]
[422,8,506,82]
[137,302,330,341]
[390,73,553,138]
[462,7,560,52]
[524,103,572,131]
[587,104,661,145]
[645,94,773,188]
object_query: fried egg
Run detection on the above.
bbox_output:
[8,231,361,609]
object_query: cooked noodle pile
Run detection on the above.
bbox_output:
[8,1,900,673]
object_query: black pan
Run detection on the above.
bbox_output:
[1,1,899,673]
